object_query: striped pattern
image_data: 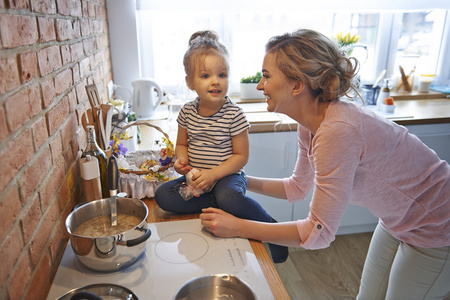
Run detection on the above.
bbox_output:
[177,97,250,170]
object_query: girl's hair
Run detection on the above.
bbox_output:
[183,30,229,77]
[265,29,359,103]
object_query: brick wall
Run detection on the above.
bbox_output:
[0,0,113,299]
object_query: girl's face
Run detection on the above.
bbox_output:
[187,53,229,104]
[257,52,297,114]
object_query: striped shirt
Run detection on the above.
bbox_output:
[177,96,250,170]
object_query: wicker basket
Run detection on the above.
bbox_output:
[116,121,176,199]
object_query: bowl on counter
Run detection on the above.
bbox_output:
[56,283,138,300]
[379,103,396,113]
[174,274,256,300]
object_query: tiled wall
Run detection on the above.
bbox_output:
[0,0,113,299]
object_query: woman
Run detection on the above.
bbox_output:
[200,29,450,299]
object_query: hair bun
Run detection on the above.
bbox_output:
[188,30,219,46]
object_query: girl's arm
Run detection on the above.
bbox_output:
[192,130,249,190]
[174,125,191,175]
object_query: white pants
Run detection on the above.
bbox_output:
[357,223,450,300]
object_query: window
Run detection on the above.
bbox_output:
[133,2,449,95]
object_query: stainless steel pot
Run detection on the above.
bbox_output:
[56,283,139,300]
[65,197,151,272]
[174,274,257,300]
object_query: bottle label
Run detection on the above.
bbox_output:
[80,156,101,180]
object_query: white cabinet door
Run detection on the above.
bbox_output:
[245,131,298,222]
[406,123,450,163]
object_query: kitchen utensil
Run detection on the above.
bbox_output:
[174,274,257,300]
[65,197,151,272]
[373,69,386,88]
[131,79,164,119]
[56,283,139,300]
[108,156,119,227]
[81,109,96,131]
[98,109,107,150]
[86,84,102,108]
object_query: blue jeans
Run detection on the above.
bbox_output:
[155,172,273,223]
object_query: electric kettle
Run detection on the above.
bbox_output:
[131,79,164,119]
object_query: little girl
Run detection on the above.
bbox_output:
[155,30,288,263]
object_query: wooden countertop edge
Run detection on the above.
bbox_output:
[142,198,290,299]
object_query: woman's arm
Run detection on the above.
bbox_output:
[200,207,301,247]
[246,175,288,199]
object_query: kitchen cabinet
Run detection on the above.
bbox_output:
[245,122,450,235]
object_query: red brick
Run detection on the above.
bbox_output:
[0,56,21,94]
[80,19,91,36]
[0,105,8,142]
[0,129,33,191]
[61,113,77,148]
[7,254,31,300]
[37,17,56,43]
[72,63,80,84]
[29,199,58,266]
[75,81,87,103]
[5,85,41,132]
[0,14,38,48]
[25,252,51,300]
[54,68,73,95]
[19,51,38,84]
[48,220,66,265]
[49,133,62,163]
[55,18,73,41]
[31,115,48,150]
[70,0,82,17]
[39,158,65,210]
[70,41,84,62]
[46,96,69,136]
[20,194,42,243]
[8,0,30,9]
[0,185,21,241]
[82,36,97,55]
[38,45,62,77]
[60,44,70,65]
[41,77,55,108]
[56,0,69,15]
[0,225,23,285]
[7,258,30,300]
[58,161,78,208]
[79,57,90,78]
[30,0,56,14]
[67,88,77,112]
[19,146,52,201]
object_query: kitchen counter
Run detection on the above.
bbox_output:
[142,198,290,299]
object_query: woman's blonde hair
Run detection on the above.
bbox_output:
[183,30,229,78]
[266,29,359,103]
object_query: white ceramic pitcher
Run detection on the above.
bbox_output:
[131,79,163,119]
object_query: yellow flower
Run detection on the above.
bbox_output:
[335,31,360,46]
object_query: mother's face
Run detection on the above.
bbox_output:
[257,52,298,114]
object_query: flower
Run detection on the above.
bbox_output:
[110,132,130,157]
[335,31,360,47]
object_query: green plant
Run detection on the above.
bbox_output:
[240,71,263,83]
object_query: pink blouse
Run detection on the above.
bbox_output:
[283,100,450,250]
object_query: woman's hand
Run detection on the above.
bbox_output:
[199,207,241,238]
[191,169,216,190]
[174,158,191,175]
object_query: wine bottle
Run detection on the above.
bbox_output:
[81,125,109,198]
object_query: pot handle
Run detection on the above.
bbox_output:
[70,291,102,300]
[117,227,152,247]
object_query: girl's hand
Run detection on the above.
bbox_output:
[191,169,216,190]
[174,158,191,175]
[199,208,241,238]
